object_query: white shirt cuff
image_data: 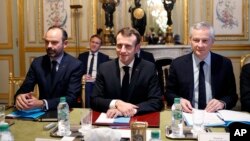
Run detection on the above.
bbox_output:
[42,99,49,111]
[109,100,117,109]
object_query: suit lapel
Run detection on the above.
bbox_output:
[186,53,195,103]
[114,59,123,97]
[210,52,217,97]
[83,53,89,74]
[42,55,53,98]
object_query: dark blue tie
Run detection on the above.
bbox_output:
[51,60,57,81]
[88,54,95,76]
[198,61,206,109]
[122,66,130,101]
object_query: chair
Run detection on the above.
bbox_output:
[155,59,172,94]
[240,54,250,68]
[81,76,86,108]
[8,72,25,107]
[8,72,39,107]
[72,76,86,108]
[155,59,172,109]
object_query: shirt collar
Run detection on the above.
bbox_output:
[50,52,64,64]
[119,59,135,69]
[89,51,98,56]
[192,52,211,66]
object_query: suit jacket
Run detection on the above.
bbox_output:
[90,58,163,114]
[78,51,110,74]
[165,52,238,109]
[138,50,155,63]
[240,63,250,112]
[15,53,84,110]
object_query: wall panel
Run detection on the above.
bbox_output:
[0,55,13,103]
[0,0,13,49]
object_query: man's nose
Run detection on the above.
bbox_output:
[120,45,127,52]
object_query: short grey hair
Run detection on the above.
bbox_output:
[189,21,215,39]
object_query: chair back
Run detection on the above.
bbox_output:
[240,54,250,68]
[155,59,172,94]
[155,59,172,109]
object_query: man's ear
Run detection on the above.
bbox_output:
[63,40,68,48]
[135,44,141,53]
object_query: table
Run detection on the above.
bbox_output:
[6,108,226,141]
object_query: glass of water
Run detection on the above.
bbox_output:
[0,105,5,123]
[192,108,205,136]
[78,109,93,135]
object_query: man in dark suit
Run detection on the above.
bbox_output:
[165,21,238,113]
[15,26,84,111]
[78,35,109,107]
[240,63,250,112]
[137,49,155,63]
[90,27,163,118]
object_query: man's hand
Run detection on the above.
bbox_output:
[106,108,122,118]
[180,98,193,113]
[84,74,95,82]
[115,100,138,117]
[15,92,43,110]
[205,99,225,112]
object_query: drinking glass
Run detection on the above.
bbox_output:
[0,105,5,123]
[79,109,93,135]
[192,109,205,135]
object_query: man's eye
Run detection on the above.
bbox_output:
[116,44,122,49]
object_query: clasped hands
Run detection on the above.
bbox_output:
[180,98,225,113]
[84,74,96,82]
[15,92,43,111]
[106,100,138,118]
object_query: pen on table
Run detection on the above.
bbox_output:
[216,112,225,121]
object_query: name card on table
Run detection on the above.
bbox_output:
[198,133,229,141]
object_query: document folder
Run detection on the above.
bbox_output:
[92,111,160,128]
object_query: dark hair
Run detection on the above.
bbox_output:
[90,34,102,45]
[116,27,141,46]
[47,26,68,41]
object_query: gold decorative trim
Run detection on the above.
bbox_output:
[93,0,97,34]
[18,0,26,76]
[24,46,86,53]
[240,54,250,68]
[212,44,250,50]
[26,0,37,43]
[183,0,189,45]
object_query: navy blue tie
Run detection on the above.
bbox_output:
[51,61,57,81]
[88,54,95,76]
[122,66,130,101]
[198,61,206,109]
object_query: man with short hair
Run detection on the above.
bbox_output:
[78,35,109,107]
[165,21,238,113]
[90,27,163,118]
[15,26,84,111]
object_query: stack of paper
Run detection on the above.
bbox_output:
[183,110,250,127]
[183,111,225,127]
[217,110,250,126]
